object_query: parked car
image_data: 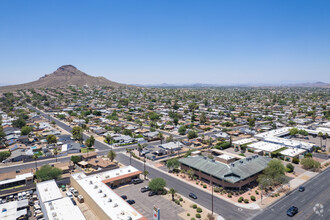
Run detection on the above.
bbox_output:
[132,178,144,184]
[140,186,151,193]
[121,195,127,200]
[127,200,135,205]
[287,206,298,217]
[66,191,73,198]
[298,186,305,192]
[70,198,77,205]
[69,187,75,192]
[189,193,197,199]
[148,191,157,197]
[72,190,79,197]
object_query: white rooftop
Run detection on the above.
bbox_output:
[280,148,306,157]
[36,180,63,203]
[71,166,144,220]
[232,138,258,145]
[217,154,235,160]
[249,141,284,152]
[255,127,291,139]
[44,197,86,220]
[0,200,28,220]
[0,172,33,186]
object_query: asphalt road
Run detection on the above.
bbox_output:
[115,153,258,219]
[26,105,259,219]
[253,167,330,220]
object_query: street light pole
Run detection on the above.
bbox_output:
[212,182,214,216]
[130,151,132,165]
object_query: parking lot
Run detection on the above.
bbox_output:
[113,181,184,220]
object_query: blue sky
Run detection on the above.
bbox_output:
[0,0,329,85]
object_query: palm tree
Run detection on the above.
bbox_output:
[325,133,329,151]
[318,132,323,149]
[33,154,38,170]
[53,148,59,162]
[107,150,116,162]
[143,170,149,180]
[169,188,176,201]
[158,132,164,144]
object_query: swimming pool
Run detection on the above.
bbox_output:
[31,146,37,150]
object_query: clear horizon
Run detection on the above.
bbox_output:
[1,1,330,85]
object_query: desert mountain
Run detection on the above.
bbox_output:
[0,65,131,92]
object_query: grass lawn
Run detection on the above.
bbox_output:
[81,148,95,153]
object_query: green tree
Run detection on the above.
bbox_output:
[158,132,164,144]
[46,134,57,145]
[186,168,195,179]
[53,148,60,162]
[105,134,112,144]
[178,126,187,135]
[301,158,321,171]
[72,126,83,143]
[143,170,149,180]
[248,118,255,128]
[21,126,33,135]
[33,154,38,170]
[286,163,294,173]
[0,151,11,161]
[107,150,117,162]
[257,159,287,190]
[148,178,166,193]
[35,165,62,181]
[169,188,177,201]
[71,155,81,164]
[200,112,207,125]
[12,118,26,128]
[318,132,323,148]
[166,158,179,171]
[187,130,198,139]
[289,128,299,136]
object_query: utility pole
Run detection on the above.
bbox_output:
[144,155,146,174]
[211,182,214,216]
[130,151,132,165]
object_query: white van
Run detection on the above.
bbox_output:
[66,191,73,198]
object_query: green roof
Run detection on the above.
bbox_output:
[179,155,271,183]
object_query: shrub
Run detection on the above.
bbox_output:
[250,196,256,201]
[214,187,220,193]
[191,218,196,220]
[228,193,232,198]
[255,190,259,195]
[286,163,294,173]
[187,213,190,216]
[179,198,183,202]
[292,157,299,164]
[244,199,249,203]
[195,213,201,218]
[192,204,197,209]
[196,208,202,213]
[301,158,321,171]
[203,184,207,188]
[238,197,243,203]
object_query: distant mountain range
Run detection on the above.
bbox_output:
[0,65,131,92]
[133,81,330,88]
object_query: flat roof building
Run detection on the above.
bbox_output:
[71,166,146,220]
[36,180,86,220]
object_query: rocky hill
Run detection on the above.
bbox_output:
[0,65,131,92]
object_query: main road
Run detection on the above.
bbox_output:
[253,167,330,220]
[26,105,259,219]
